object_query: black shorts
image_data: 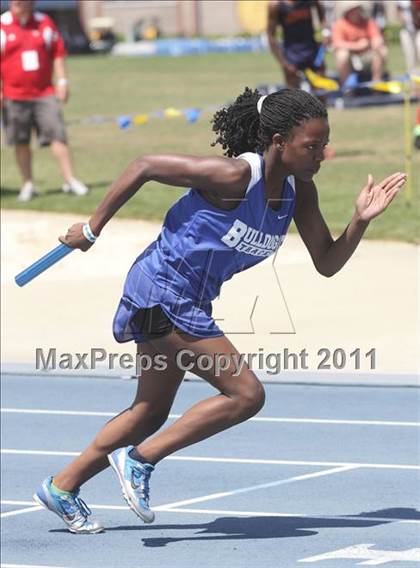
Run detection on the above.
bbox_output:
[131,304,176,342]
[284,43,321,71]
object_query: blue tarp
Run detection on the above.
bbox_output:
[112,36,267,58]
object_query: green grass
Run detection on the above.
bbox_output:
[1,45,419,242]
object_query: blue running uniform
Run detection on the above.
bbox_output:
[113,152,296,342]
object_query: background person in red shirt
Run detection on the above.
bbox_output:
[1,0,88,202]
[332,0,388,85]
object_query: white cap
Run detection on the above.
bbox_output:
[336,1,369,18]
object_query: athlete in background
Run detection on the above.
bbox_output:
[267,0,329,88]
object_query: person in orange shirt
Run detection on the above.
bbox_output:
[332,0,387,84]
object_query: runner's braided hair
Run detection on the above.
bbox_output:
[211,87,328,157]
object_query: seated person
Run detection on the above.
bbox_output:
[332,0,387,84]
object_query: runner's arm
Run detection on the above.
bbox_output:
[294,179,368,277]
[88,154,250,236]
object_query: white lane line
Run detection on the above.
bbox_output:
[1,564,68,568]
[1,500,127,511]
[2,500,420,525]
[2,501,36,506]
[2,449,420,470]
[1,505,42,519]
[2,449,80,457]
[298,544,420,564]
[169,455,420,470]
[156,465,357,510]
[2,408,114,417]
[2,407,419,427]
[250,417,420,427]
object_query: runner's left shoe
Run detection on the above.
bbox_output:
[33,476,104,534]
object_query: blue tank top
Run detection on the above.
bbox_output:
[137,152,295,301]
[113,152,296,342]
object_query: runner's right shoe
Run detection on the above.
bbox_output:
[108,446,155,523]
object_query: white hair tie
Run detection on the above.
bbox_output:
[257,95,268,115]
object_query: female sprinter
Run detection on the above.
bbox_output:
[33,88,405,533]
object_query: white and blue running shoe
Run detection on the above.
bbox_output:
[33,476,104,534]
[108,446,155,523]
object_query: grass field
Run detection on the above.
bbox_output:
[1,45,419,242]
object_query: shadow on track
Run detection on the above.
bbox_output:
[50,508,420,546]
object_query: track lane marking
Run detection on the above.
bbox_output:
[1,505,42,519]
[2,408,419,427]
[158,465,357,509]
[1,564,68,568]
[2,449,420,469]
[2,500,419,524]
